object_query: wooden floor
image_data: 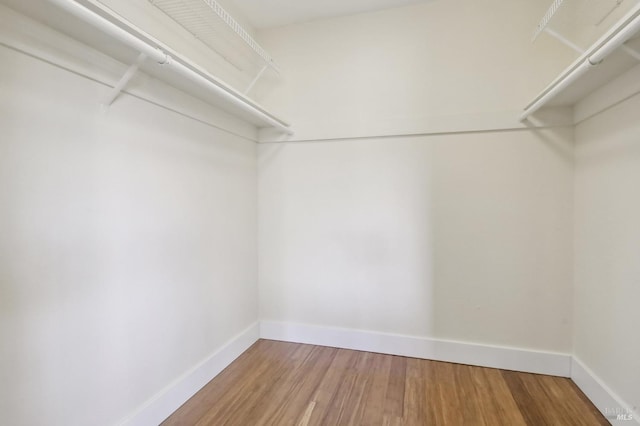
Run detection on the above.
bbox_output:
[163,339,608,426]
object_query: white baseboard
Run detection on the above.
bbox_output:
[259,321,571,377]
[571,357,639,425]
[111,321,639,426]
[116,322,260,426]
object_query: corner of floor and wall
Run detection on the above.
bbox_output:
[1,0,638,425]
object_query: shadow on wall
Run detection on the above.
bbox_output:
[429,128,573,352]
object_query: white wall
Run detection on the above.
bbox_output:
[0,27,258,426]
[255,0,574,141]
[574,90,640,417]
[259,127,574,352]
[255,0,575,354]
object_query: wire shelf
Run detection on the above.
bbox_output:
[532,0,636,45]
[149,0,278,75]
[532,0,566,40]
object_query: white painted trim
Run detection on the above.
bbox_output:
[259,321,571,377]
[571,357,639,425]
[258,107,574,143]
[116,322,260,426]
[107,323,640,425]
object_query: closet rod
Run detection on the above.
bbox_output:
[47,0,293,135]
[521,9,640,121]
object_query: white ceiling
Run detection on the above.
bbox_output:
[231,0,430,29]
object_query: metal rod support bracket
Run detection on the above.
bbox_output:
[104,52,147,106]
[621,43,640,60]
[544,28,585,54]
[244,65,268,95]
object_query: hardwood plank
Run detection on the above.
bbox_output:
[502,370,553,426]
[333,351,372,425]
[298,348,357,425]
[316,349,363,425]
[475,367,527,426]
[162,339,288,425]
[254,345,337,425]
[382,415,403,426]
[217,343,317,426]
[194,342,311,425]
[454,363,486,425]
[565,378,611,425]
[537,374,609,426]
[165,340,609,426]
[433,360,463,425]
[383,355,406,420]
[403,357,438,425]
[358,354,393,426]
[297,401,316,426]
[501,370,609,426]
